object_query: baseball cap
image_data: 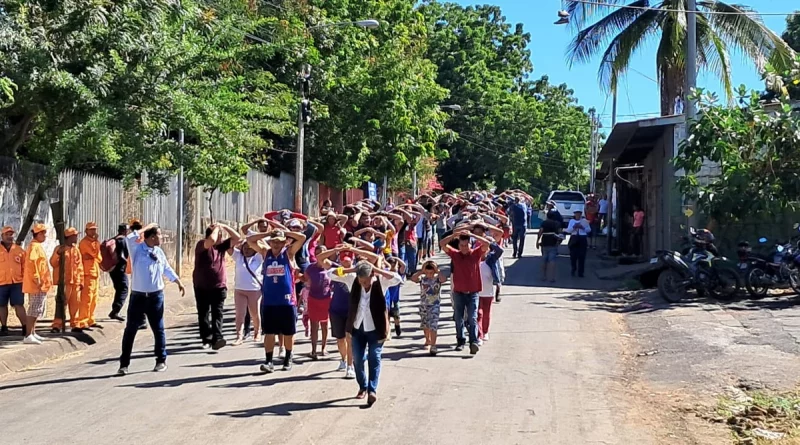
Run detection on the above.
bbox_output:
[1,226,14,235]
[287,218,303,229]
[32,223,47,234]
[64,227,78,237]
[85,221,98,230]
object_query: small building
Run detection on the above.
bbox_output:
[597,115,686,258]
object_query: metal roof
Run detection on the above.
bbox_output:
[598,114,685,162]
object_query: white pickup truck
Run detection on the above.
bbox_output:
[546,190,586,226]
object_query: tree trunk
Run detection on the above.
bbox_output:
[15,180,52,245]
[1,113,35,158]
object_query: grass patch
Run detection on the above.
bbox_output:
[712,387,800,444]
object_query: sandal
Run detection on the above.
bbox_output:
[232,337,244,346]
[310,352,319,361]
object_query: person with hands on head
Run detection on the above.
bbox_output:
[50,227,84,333]
[410,261,447,355]
[194,223,240,351]
[329,260,401,407]
[439,229,492,355]
[247,227,306,373]
[117,222,185,376]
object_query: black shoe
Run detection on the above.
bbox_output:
[212,339,227,350]
[109,312,125,322]
[282,361,293,371]
[455,343,465,352]
[82,326,93,332]
[154,362,168,372]
[71,327,84,333]
[0,326,8,336]
[394,324,402,338]
[469,343,480,355]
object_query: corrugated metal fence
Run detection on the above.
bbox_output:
[60,169,124,241]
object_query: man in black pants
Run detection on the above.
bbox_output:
[566,210,591,277]
[108,224,130,322]
[193,224,240,350]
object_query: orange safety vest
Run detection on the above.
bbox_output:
[22,240,52,294]
[79,237,102,279]
[0,242,25,285]
[50,245,84,286]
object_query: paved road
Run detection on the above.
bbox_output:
[0,236,653,445]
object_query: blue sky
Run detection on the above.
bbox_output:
[453,0,798,129]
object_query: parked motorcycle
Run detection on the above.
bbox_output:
[742,237,797,298]
[652,228,740,303]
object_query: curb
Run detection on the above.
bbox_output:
[0,292,199,377]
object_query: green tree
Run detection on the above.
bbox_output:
[676,68,800,221]
[565,0,795,115]
[0,0,295,234]
[420,1,591,193]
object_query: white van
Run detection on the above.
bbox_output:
[546,190,586,224]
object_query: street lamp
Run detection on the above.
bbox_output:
[294,19,382,213]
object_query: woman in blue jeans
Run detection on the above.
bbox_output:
[329,261,401,406]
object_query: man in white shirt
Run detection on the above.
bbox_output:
[329,262,401,407]
[566,210,591,278]
[598,195,609,227]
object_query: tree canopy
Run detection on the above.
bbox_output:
[1,0,594,201]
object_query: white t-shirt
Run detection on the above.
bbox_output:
[598,199,609,213]
[479,261,494,297]
[233,248,264,291]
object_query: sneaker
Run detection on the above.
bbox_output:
[153,362,168,372]
[282,361,293,372]
[117,367,129,376]
[23,335,42,345]
[454,343,465,352]
[260,363,275,374]
[337,360,347,371]
[429,346,438,356]
[33,333,44,342]
[212,338,227,351]
[279,346,285,358]
[201,343,211,350]
[0,326,8,336]
[345,366,355,379]
[232,337,244,346]
[483,333,490,341]
[477,339,484,346]
[469,343,480,355]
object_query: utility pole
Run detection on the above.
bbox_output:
[589,109,598,193]
[294,65,310,213]
[611,88,618,128]
[686,0,698,120]
[412,169,417,198]
[176,129,184,276]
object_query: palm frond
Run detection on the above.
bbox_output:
[696,13,733,103]
[565,0,655,67]
[597,8,663,93]
[699,1,796,73]
[564,0,629,30]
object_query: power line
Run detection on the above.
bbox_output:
[455,133,583,168]
[567,0,800,16]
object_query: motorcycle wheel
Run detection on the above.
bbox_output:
[790,269,800,295]
[657,269,686,303]
[708,268,740,301]
[745,267,770,299]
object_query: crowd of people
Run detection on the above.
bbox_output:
[0,189,553,407]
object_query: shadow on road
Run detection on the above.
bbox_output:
[209,396,356,417]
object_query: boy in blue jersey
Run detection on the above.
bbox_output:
[246,227,306,373]
[384,257,406,338]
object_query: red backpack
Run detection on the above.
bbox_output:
[99,237,120,272]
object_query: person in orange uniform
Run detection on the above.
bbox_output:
[22,223,52,345]
[50,227,84,332]
[0,226,27,337]
[79,222,102,329]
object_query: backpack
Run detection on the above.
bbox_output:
[99,238,120,272]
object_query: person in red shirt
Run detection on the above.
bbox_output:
[439,229,492,354]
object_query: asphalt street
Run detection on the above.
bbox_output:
[0,235,653,445]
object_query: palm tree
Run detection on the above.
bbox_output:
[565,0,795,115]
